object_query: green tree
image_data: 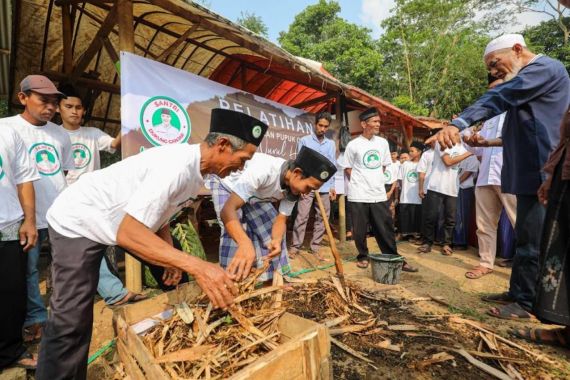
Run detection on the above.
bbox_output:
[237,11,269,37]
[377,0,498,118]
[524,16,570,72]
[278,0,383,94]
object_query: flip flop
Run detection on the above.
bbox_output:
[480,292,514,305]
[356,260,369,269]
[402,262,419,273]
[13,350,37,370]
[511,327,570,348]
[465,266,493,279]
[22,323,43,344]
[487,302,538,321]
[417,244,432,254]
[441,245,453,256]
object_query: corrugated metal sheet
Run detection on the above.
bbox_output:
[0,0,11,99]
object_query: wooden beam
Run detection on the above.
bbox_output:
[61,3,74,73]
[101,36,120,73]
[55,0,114,6]
[72,3,118,78]
[291,93,335,109]
[42,70,120,94]
[157,23,200,62]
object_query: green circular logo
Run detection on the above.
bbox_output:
[0,153,4,180]
[29,142,61,176]
[363,149,381,169]
[406,171,418,183]
[384,170,391,182]
[252,125,263,139]
[139,96,191,146]
[72,143,92,169]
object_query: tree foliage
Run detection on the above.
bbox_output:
[237,11,269,37]
[278,0,383,94]
[524,16,570,72]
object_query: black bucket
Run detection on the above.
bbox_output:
[369,254,404,285]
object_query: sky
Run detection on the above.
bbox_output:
[204,0,552,44]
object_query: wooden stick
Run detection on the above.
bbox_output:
[465,351,526,364]
[330,337,378,369]
[453,348,511,380]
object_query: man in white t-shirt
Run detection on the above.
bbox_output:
[211,147,337,282]
[384,149,401,223]
[453,154,480,249]
[344,107,417,272]
[36,109,268,380]
[397,142,423,240]
[418,140,473,255]
[0,127,40,370]
[58,86,147,306]
[0,75,73,344]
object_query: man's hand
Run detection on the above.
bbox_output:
[162,267,183,286]
[329,189,337,201]
[463,133,489,147]
[538,176,553,206]
[19,219,37,252]
[426,125,461,150]
[419,189,425,199]
[386,190,393,200]
[192,261,237,309]
[227,242,256,281]
[265,239,282,259]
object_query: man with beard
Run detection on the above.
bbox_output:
[429,34,570,320]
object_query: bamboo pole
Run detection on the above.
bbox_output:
[117,0,142,293]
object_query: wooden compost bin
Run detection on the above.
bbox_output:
[113,282,332,379]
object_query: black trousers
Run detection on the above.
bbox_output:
[0,240,27,369]
[350,201,398,261]
[422,190,457,246]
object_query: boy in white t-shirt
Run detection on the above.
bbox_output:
[453,154,480,249]
[418,141,473,255]
[384,150,401,222]
[397,142,423,240]
[0,75,73,343]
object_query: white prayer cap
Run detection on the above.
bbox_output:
[484,34,527,57]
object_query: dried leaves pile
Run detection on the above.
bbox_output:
[142,267,285,379]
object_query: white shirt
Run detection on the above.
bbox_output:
[344,135,391,202]
[384,160,400,185]
[398,160,421,204]
[427,143,467,197]
[64,126,116,184]
[458,155,480,189]
[221,153,296,216]
[0,115,74,228]
[0,126,40,230]
[464,113,506,187]
[417,148,435,193]
[47,144,204,246]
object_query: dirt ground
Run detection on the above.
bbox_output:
[2,237,570,380]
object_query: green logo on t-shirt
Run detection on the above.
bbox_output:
[384,170,391,182]
[363,149,381,169]
[139,96,191,146]
[406,171,418,183]
[72,143,92,169]
[29,142,61,176]
[0,154,4,180]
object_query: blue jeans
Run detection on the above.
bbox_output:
[25,228,48,327]
[97,257,128,305]
[508,195,546,311]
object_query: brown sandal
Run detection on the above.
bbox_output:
[417,244,432,254]
[356,260,369,269]
[441,245,453,256]
[465,266,493,279]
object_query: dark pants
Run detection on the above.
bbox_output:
[350,201,398,261]
[0,240,27,369]
[453,187,475,246]
[508,195,546,311]
[37,226,107,380]
[422,190,457,246]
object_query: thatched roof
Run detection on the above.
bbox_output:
[9,0,428,136]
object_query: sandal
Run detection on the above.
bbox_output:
[511,327,570,348]
[356,260,369,269]
[487,302,537,321]
[441,245,453,256]
[111,292,148,307]
[22,323,43,344]
[481,292,514,305]
[465,266,493,279]
[313,252,330,262]
[402,262,419,273]
[14,350,37,370]
[417,244,432,254]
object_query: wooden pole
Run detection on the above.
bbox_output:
[117,0,142,293]
[314,192,345,286]
[61,3,73,73]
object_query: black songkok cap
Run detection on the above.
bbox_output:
[209,108,268,146]
[294,146,338,182]
[359,107,379,121]
[410,141,424,151]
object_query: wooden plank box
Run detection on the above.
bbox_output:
[113,282,332,380]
